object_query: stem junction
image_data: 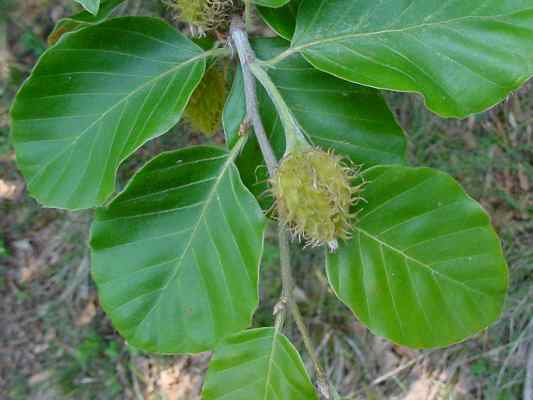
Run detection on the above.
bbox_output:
[230,16,337,400]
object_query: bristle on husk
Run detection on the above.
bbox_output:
[271,148,364,251]
[167,0,239,33]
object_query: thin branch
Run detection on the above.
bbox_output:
[230,16,336,400]
[289,290,333,398]
[230,17,277,177]
[275,225,292,331]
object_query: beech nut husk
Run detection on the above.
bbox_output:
[271,148,364,251]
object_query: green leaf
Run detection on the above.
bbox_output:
[291,0,533,118]
[230,38,405,203]
[11,17,207,210]
[49,0,125,45]
[74,0,100,15]
[90,143,266,353]
[255,39,406,164]
[327,166,508,348]
[222,64,246,149]
[258,0,300,40]
[253,0,290,7]
[203,327,319,399]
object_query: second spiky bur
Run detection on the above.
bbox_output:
[184,65,227,136]
[271,148,364,251]
[168,0,240,33]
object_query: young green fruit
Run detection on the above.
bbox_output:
[184,66,226,136]
[168,0,238,33]
[271,148,362,251]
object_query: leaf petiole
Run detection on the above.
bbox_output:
[249,62,311,153]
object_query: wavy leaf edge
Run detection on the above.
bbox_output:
[11,16,209,210]
[326,165,509,349]
[90,140,267,353]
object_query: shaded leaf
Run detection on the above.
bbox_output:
[11,17,207,210]
[223,64,246,149]
[258,0,300,40]
[291,0,533,117]
[255,39,406,165]
[203,327,318,399]
[327,166,508,348]
[91,144,266,353]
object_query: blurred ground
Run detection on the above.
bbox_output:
[0,1,532,399]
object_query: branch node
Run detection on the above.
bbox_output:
[230,16,337,400]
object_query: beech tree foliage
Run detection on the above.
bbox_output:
[10,0,530,397]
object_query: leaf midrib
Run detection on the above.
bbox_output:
[263,328,279,400]
[290,10,531,57]
[130,143,244,340]
[25,49,207,186]
[355,227,491,299]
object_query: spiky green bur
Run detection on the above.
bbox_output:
[168,0,238,32]
[184,66,226,136]
[170,0,204,26]
[272,149,361,250]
